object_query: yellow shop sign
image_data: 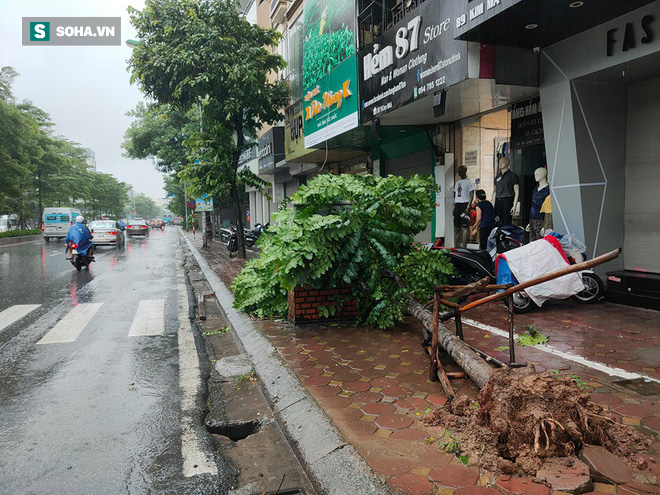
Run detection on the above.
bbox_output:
[304,80,353,120]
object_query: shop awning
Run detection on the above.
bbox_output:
[455,0,656,49]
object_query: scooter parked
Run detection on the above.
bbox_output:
[435,226,603,312]
[221,226,257,252]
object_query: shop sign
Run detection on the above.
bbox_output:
[606,14,655,56]
[464,150,477,167]
[285,110,308,161]
[511,97,543,148]
[258,127,285,173]
[302,0,359,147]
[238,144,257,166]
[454,0,521,38]
[358,0,468,123]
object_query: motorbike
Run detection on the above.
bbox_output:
[66,240,94,271]
[221,226,257,252]
[436,226,603,313]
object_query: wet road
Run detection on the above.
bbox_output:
[0,228,226,494]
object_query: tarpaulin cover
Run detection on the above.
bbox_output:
[496,237,583,306]
[65,224,94,256]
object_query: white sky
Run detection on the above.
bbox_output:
[0,0,166,200]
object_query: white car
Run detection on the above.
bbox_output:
[89,220,125,248]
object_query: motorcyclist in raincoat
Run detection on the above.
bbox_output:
[65,215,94,258]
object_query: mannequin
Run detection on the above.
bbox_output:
[492,157,520,226]
[453,165,475,248]
[527,167,550,241]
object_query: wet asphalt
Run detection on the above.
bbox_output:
[0,228,228,494]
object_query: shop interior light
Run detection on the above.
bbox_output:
[569,1,584,7]
[525,23,538,30]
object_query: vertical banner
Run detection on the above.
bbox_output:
[302,0,359,148]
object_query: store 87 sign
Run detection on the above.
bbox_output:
[358,0,468,123]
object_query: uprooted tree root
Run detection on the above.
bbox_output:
[425,368,652,476]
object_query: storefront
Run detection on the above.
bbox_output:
[356,0,538,244]
[455,0,660,306]
[540,1,660,304]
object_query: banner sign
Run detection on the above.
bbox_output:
[258,127,285,174]
[511,96,544,148]
[195,197,214,212]
[358,0,468,123]
[302,0,359,147]
[285,110,307,161]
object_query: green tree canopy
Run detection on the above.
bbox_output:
[128,0,289,257]
[0,67,131,226]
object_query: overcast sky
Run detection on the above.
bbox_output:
[0,0,167,200]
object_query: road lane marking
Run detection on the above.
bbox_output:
[462,317,660,384]
[0,305,41,333]
[128,299,165,336]
[37,303,103,344]
[176,247,218,477]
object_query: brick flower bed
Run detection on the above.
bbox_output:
[287,285,359,325]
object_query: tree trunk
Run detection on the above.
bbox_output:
[231,115,247,259]
[406,296,493,390]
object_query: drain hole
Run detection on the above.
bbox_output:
[205,419,261,441]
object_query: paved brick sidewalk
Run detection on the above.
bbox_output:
[190,234,660,495]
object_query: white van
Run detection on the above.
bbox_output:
[0,214,18,232]
[42,207,82,242]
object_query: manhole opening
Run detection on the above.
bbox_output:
[613,378,660,396]
[206,419,260,441]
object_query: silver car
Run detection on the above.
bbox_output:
[126,218,150,237]
[89,220,125,248]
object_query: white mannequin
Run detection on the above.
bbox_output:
[526,167,550,240]
[492,158,520,215]
[534,166,548,189]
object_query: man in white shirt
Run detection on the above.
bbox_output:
[453,165,475,248]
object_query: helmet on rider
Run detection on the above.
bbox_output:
[76,215,85,223]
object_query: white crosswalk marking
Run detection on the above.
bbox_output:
[37,303,103,344]
[128,299,165,337]
[0,305,41,333]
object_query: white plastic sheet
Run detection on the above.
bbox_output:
[502,239,584,306]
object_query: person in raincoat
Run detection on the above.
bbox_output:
[65,215,94,258]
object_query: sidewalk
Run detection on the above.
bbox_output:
[184,232,660,495]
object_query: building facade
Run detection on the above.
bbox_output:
[245,0,660,305]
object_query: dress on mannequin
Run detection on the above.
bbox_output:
[528,167,550,241]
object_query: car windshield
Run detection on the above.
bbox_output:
[90,221,115,229]
[130,220,146,226]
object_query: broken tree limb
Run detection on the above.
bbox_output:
[391,272,494,389]
[406,293,493,390]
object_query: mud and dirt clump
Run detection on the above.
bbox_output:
[425,368,652,477]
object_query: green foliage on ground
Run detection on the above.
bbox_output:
[516,325,549,346]
[0,229,41,239]
[232,174,455,328]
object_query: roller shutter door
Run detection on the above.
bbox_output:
[624,77,660,273]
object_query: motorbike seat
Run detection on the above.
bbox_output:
[452,247,492,263]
